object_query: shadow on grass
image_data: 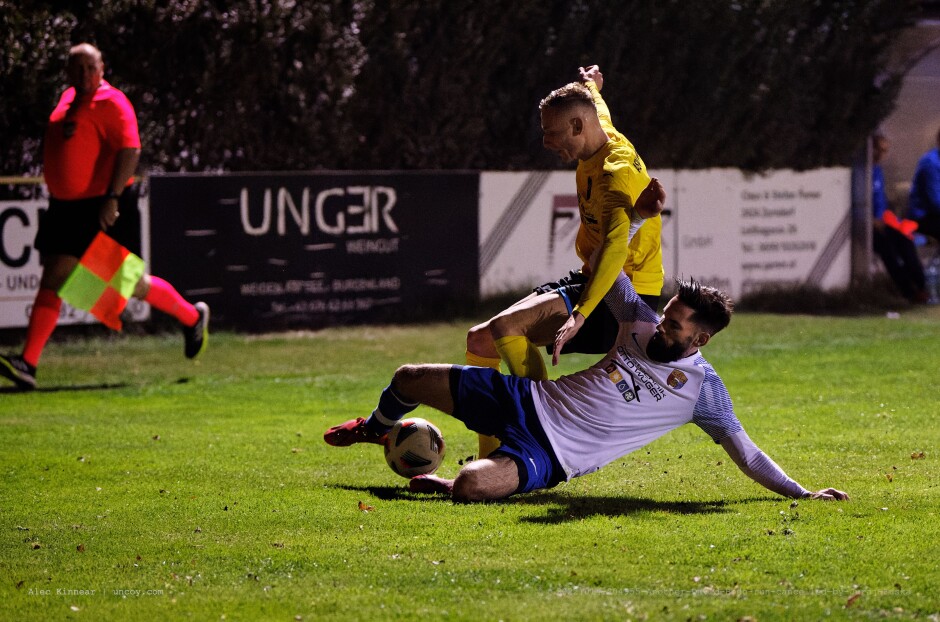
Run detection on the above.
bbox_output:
[513,492,778,524]
[332,483,429,501]
[0,382,130,394]
[332,483,778,524]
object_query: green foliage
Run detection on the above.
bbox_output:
[0,0,922,175]
[1,311,939,620]
[0,1,75,175]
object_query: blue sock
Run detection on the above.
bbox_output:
[366,384,418,433]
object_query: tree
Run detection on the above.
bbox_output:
[0,0,922,180]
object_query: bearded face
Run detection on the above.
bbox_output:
[645,330,695,363]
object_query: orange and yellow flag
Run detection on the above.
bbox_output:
[57,232,145,331]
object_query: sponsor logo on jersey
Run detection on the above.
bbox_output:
[667,369,688,389]
[616,345,667,402]
[605,360,642,403]
[608,369,623,383]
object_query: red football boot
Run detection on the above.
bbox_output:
[323,417,388,446]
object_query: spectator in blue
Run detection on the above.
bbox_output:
[873,133,927,303]
[909,126,940,242]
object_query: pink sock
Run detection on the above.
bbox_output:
[144,276,199,326]
[22,288,62,367]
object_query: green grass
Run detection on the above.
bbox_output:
[1,309,939,621]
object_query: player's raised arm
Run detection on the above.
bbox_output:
[719,430,849,500]
[579,65,604,91]
[579,67,614,133]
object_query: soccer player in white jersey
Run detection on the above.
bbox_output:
[324,272,848,503]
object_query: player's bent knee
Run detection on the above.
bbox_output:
[391,364,424,398]
[392,364,449,403]
[466,323,493,354]
[132,273,151,299]
[452,458,518,503]
[452,470,491,503]
[488,313,518,340]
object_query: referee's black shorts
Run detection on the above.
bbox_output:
[35,185,141,259]
[534,269,660,355]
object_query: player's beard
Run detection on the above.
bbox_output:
[646,332,692,363]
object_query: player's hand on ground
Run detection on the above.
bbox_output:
[552,312,585,366]
[635,177,666,219]
[579,65,603,91]
[809,488,849,501]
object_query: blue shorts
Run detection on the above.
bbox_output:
[448,365,564,494]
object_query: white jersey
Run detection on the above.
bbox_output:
[531,273,742,480]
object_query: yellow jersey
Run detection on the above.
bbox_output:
[572,82,663,316]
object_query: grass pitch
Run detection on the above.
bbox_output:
[1,308,939,621]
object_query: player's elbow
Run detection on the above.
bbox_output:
[634,178,666,219]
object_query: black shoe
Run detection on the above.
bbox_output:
[0,354,37,391]
[184,302,210,359]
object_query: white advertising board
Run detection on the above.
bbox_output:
[480,168,851,300]
[668,168,851,296]
[479,171,578,296]
[0,198,151,329]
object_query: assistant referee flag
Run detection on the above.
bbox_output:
[57,232,145,331]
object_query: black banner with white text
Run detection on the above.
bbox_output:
[149,172,479,330]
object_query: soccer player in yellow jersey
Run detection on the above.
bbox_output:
[466,65,665,457]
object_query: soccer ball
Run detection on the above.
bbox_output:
[384,418,445,478]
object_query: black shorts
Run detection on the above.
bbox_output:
[35,186,141,259]
[534,270,660,355]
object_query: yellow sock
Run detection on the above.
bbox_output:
[466,351,503,457]
[494,335,547,381]
[477,434,502,459]
[465,351,501,371]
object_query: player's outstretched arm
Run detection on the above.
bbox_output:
[719,431,849,501]
[579,65,603,90]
